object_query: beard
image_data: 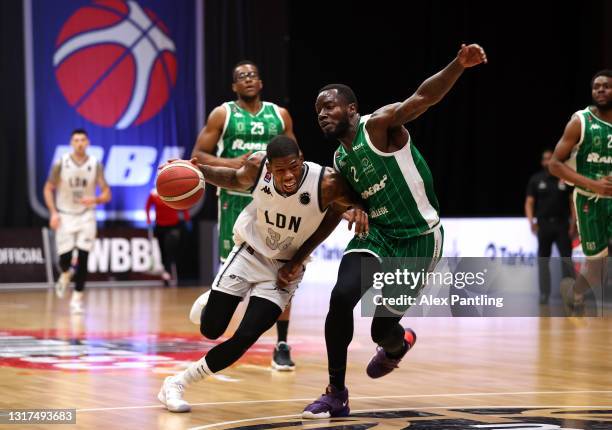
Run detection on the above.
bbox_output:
[322,116,350,139]
[594,98,611,111]
[593,99,612,111]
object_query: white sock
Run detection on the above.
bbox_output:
[172,356,213,387]
[71,291,83,302]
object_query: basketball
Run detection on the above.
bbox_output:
[156,160,205,210]
[7,0,612,426]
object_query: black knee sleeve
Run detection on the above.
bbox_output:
[58,252,72,273]
[204,296,281,373]
[200,290,241,339]
[329,287,358,314]
[74,250,89,292]
[328,253,378,314]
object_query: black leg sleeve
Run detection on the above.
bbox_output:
[74,249,89,292]
[325,252,380,390]
[205,296,281,373]
[200,290,242,339]
[58,251,72,273]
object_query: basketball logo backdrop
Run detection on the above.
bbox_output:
[24,0,204,222]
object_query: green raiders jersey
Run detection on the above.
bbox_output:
[334,115,440,239]
[215,100,285,260]
[217,101,285,197]
[566,107,612,195]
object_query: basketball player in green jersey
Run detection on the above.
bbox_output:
[192,60,298,370]
[549,70,612,315]
[276,43,487,419]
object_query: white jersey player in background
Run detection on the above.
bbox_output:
[43,129,111,314]
[158,135,369,412]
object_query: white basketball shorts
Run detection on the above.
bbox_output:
[211,243,304,311]
[55,210,97,255]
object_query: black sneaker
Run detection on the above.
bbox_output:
[271,341,295,371]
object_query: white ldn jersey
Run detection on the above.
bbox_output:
[48,153,104,254]
[54,153,100,215]
[233,158,328,260]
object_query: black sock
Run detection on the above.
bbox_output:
[276,320,289,343]
[386,340,408,358]
[329,366,346,391]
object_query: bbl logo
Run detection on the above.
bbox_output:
[53,0,177,129]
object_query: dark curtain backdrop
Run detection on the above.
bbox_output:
[0,0,39,227]
[1,0,610,226]
[200,0,290,220]
[287,0,611,216]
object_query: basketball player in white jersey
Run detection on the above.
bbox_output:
[158,135,368,412]
[43,129,111,314]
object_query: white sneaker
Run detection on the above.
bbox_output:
[158,376,191,412]
[189,290,211,325]
[70,291,84,314]
[55,269,73,299]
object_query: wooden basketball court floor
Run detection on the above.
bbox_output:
[1,285,611,429]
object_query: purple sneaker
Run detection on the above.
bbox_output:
[302,385,350,419]
[366,328,416,379]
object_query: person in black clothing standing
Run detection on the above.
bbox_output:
[525,149,576,304]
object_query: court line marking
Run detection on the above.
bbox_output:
[76,389,612,412]
[187,405,612,430]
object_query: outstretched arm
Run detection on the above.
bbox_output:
[370,43,487,129]
[192,106,253,169]
[549,115,612,196]
[195,151,264,192]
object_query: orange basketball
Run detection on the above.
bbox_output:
[156,160,205,210]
